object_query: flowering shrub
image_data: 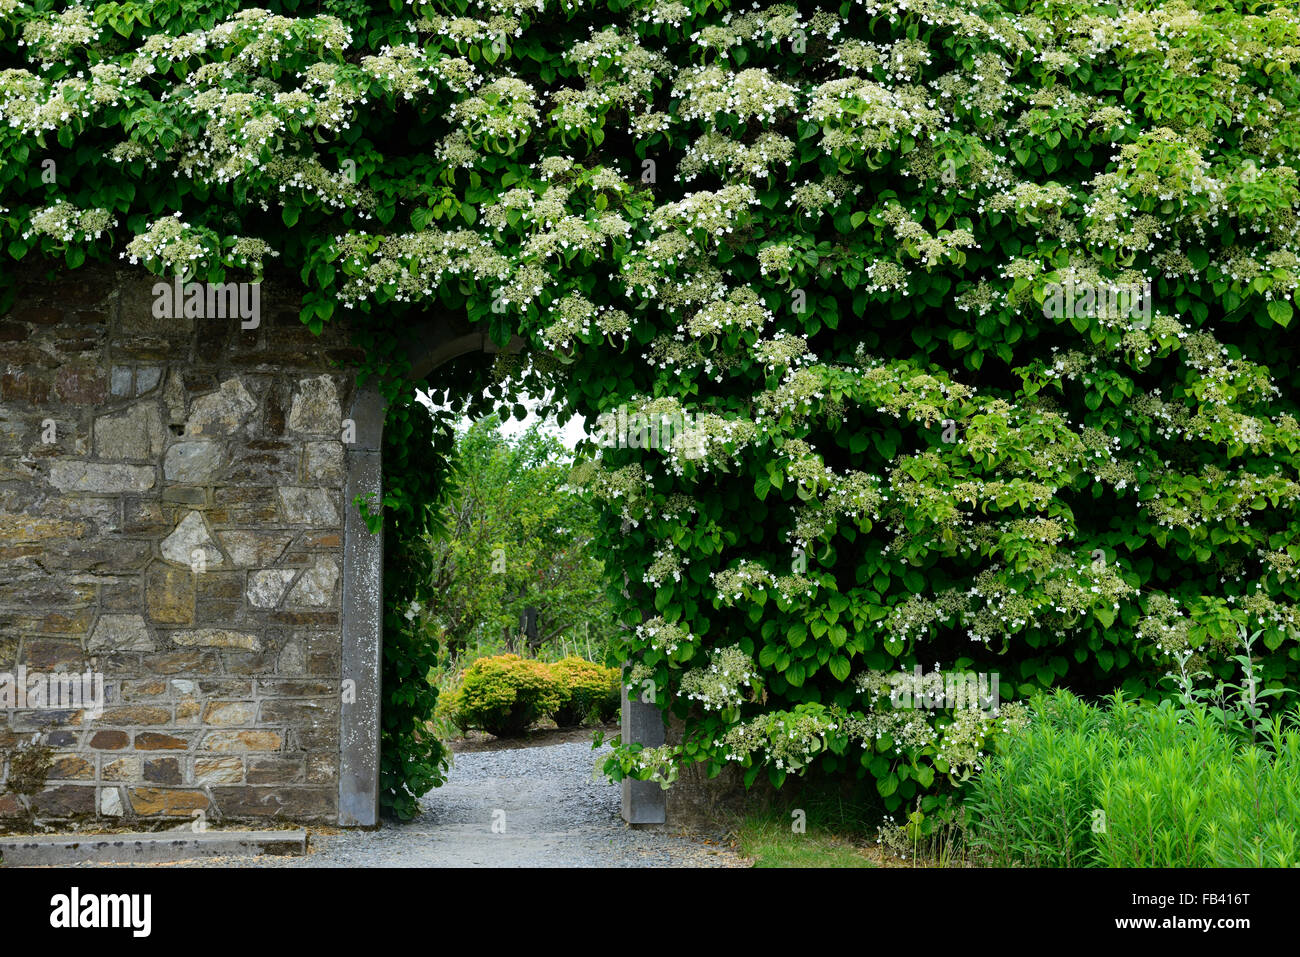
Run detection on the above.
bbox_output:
[2,0,1300,812]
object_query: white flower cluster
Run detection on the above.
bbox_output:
[19,6,101,67]
[634,616,694,657]
[679,645,756,713]
[23,202,116,243]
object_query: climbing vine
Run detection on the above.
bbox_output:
[4,0,1300,816]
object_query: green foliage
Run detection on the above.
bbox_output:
[445,652,618,734]
[377,393,455,820]
[4,0,1300,809]
[551,655,620,727]
[448,653,565,738]
[966,690,1300,868]
[426,416,615,658]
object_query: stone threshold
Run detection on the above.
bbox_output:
[0,829,307,865]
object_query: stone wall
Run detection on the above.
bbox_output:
[0,265,362,825]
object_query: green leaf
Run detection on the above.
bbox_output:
[828,655,851,681]
[1267,299,1293,326]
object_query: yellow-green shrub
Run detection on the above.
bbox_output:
[552,657,620,727]
[448,654,564,738]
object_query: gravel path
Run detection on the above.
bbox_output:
[78,741,747,868]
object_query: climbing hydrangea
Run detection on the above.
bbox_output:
[3,0,1299,816]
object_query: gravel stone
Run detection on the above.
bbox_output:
[65,741,747,868]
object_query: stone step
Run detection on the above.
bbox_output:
[0,829,307,866]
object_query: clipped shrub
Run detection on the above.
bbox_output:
[449,654,563,738]
[551,657,620,728]
[966,691,1300,867]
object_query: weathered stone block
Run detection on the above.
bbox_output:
[0,513,87,543]
[93,402,165,460]
[287,557,339,607]
[210,786,333,820]
[88,614,155,652]
[0,368,53,404]
[258,698,338,727]
[185,378,256,436]
[120,678,167,700]
[37,540,152,573]
[257,679,337,697]
[287,376,341,434]
[32,785,95,817]
[89,730,130,750]
[305,753,338,784]
[145,565,194,624]
[99,786,124,816]
[102,756,141,780]
[144,650,220,675]
[160,510,224,568]
[246,755,304,785]
[213,487,279,523]
[100,706,171,726]
[137,366,162,394]
[163,441,225,483]
[129,787,207,816]
[277,637,305,675]
[302,441,344,483]
[54,364,107,404]
[222,651,280,675]
[172,629,260,651]
[247,569,296,609]
[161,486,207,505]
[120,282,194,338]
[203,701,257,726]
[50,461,155,493]
[218,529,291,567]
[49,755,94,780]
[19,636,90,666]
[143,757,182,785]
[201,730,283,752]
[277,487,339,526]
[194,756,242,785]
[175,700,202,725]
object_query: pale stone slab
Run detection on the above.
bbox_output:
[94,402,165,460]
[278,487,339,526]
[288,375,341,434]
[163,441,225,483]
[161,511,224,567]
[247,569,296,609]
[172,629,261,651]
[50,462,155,493]
[88,614,155,652]
[185,377,256,436]
[288,557,339,607]
[219,530,291,567]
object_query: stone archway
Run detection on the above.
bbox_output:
[336,317,664,827]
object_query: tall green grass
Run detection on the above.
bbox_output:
[965,690,1300,867]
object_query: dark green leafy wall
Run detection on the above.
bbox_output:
[3,0,1299,814]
